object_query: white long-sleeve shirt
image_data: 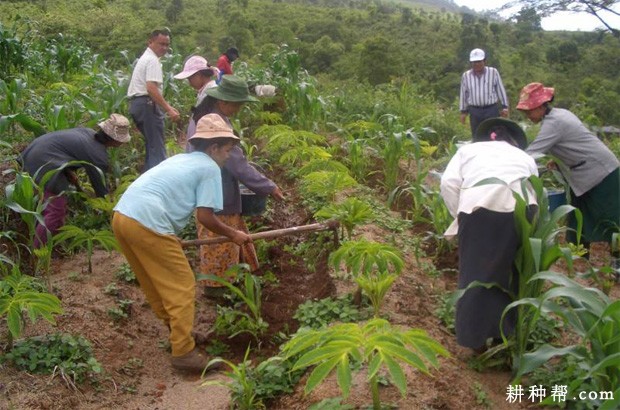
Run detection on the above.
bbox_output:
[440,141,538,237]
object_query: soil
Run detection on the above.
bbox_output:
[1,196,618,410]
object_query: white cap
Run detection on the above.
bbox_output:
[469,48,485,62]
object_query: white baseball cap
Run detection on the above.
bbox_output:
[469,48,485,62]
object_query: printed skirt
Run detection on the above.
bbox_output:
[197,214,259,288]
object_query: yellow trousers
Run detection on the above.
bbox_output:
[112,212,195,357]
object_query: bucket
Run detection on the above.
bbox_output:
[547,189,566,212]
[240,184,267,216]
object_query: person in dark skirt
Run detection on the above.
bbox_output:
[440,118,539,353]
[517,82,620,262]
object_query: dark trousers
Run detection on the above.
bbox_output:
[468,105,500,136]
[456,208,519,349]
[129,97,166,172]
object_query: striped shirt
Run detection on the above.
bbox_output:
[459,67,509,112]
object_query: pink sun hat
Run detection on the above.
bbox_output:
[516,82,555,111]
[174,55,214,79]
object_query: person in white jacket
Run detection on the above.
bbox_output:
[440,118,538,353]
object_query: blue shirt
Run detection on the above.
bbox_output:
[114,151,223,234]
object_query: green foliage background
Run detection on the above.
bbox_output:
[1,0,620,125]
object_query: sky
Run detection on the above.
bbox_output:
[453,0,620,32]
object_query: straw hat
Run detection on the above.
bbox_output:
[98,114,131,143]
[189,114,240,141]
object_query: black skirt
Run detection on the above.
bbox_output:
[456,208,521,349]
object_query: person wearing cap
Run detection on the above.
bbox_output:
[459,48,510,137]
[441,118,538,353]
[191,75,284,298]
[216,47,239,77]
[173,55,220,140]
[19,114,131,248]
[127,29,181,172]
[112,114,251,374]
[517,82,620,256]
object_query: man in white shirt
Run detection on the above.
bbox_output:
[459,48,509,137]
[127,29,180,172]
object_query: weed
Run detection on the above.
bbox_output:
[205,340,230,357]
[114,263,137,284]
[472,382,491,408]
[293,294,368,329]
[3,333,102,385]
[434,292,455,334]
[103,282,119,296]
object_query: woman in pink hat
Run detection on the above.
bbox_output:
[174,55,220,139]
[517,82,619,262]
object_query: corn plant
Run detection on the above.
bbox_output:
[314,197,374,240]
[53,225,119,274]
[281,318,449,410]
[513,272,620,410]
[0,266,63,349]
[197,265,268,340]
[202,348,264,410]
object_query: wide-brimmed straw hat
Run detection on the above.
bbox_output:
[98,114,131,143]
[474,117,528,150]
[189,114,240,141]
[516,82,555,111]
[206,75,258,103]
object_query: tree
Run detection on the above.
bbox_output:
[501,1,620,37]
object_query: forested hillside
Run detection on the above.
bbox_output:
[1,0,619,125]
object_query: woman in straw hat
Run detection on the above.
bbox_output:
[191,75,284,298]
[112,114,251,374]
[20,113,131,247]
[517,82,620,260]
[441,118,539,353]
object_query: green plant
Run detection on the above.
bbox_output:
[198,265,268,340]
[434,292,455,334]
[0,267,63,349]
[103,282,119,296]
[512,273,620,409]
[294,294,367,329]
[355,271,398,317]
[329,240,404,278]
[315,197,374,240]
[309,398,355,410]
[2,332,102,386]
[282,318,449,410]
[201,348,263,410]
[53,225,119,274]
[300,170,358,204]
[107,299,133,322]
[205,340,230,357]
[115,262,137,284]
[472,382,491,408]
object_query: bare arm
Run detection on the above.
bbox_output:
[196,207,251,245]
[146,81,180,122]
